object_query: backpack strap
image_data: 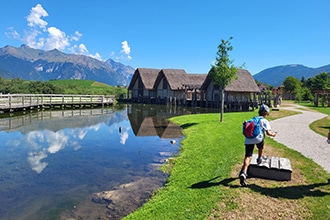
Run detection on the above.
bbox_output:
[256,116,265,138]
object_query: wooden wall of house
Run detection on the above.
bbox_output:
[226,92,253,102]
[131,80,139,98]
[204,81,219,101]
[201,81,259,111]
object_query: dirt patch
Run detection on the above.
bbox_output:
[209,145,314,219]
[60,176,165,220]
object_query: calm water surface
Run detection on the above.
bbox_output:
[0,104,217,219]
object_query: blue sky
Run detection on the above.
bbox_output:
[1,0,329,75]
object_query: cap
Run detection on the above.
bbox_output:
[259,104,270,114]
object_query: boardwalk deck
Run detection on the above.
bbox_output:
[0,94,115,113]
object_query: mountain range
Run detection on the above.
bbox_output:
[0,45,135,86]
[253,64,330,86]
[0,45,329,87]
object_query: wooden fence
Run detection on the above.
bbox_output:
[0,94,115,113]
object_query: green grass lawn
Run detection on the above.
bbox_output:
[124,106,330,220]
[48,79,127,97]
[280,100,330,137]
[297,101,330,137]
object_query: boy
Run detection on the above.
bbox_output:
[239,104,277,186]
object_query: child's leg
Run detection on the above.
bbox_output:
[242,156,251,173]
[256,141,264,155]
[241,144,254,173]
[256,140,264,164]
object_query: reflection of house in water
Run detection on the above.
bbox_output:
[127,104,183,139]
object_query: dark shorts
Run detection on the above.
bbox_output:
[244,140,264,157]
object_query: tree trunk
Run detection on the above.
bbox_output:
[220,88,225,122]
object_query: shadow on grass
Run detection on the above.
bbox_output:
[190,177,330,199]
[180,123,198,129]
[247,180,330,199]
[189,177,240,189]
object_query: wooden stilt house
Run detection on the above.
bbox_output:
[127,68,160,103]
[153,69,206,105]
[200,69,260,111]
[127,67,260,111]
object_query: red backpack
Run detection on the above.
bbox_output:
[242,116,261,139]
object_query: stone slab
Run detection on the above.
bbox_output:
[247,154,292,181]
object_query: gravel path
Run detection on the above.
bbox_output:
[270,104,330,174]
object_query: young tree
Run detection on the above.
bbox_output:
[208,37,237,122]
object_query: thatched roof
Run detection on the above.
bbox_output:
[153,69,207,90]
[201,69,260,93]
[154,69,187,90]
[128,67,259,93]
[183,74,207,89]
[128,68,160,90]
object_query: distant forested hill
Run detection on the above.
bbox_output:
[253,64,330,86]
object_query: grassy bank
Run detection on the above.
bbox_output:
[125,106,330,219]
[48,79,127,97]
[297,101,330,137]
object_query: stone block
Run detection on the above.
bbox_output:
[247,154,292,181]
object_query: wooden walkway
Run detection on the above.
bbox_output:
[0,94,115,113]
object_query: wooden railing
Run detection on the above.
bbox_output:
[0,94,115,112]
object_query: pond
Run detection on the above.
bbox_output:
[0,104,218,219]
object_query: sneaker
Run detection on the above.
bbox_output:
[257,157,262,165]
[239,172,247,186]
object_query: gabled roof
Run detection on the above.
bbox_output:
[154,69,188,90]
[201,69,260,93]
[128,68,160,90]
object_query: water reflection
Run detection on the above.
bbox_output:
[0,108,118,133]
[128,105,183,138]
[2,104,217,219]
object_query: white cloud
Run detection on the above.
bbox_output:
[44,26,70,50]
[71,31,82,41]
[27,150,48,174]
[5,27,20,39]
[69,43,88,55]
[77,129,88,139]
[46,131,69,154]
[5,3,125,63]
[22,29,44,49]
[121,40,130,54]
[78,43,88,53]
[120,131,129,145]
[26,4,48,29]
[68,43,102,61]
[89,52,102,60]
[121,40,132,60]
